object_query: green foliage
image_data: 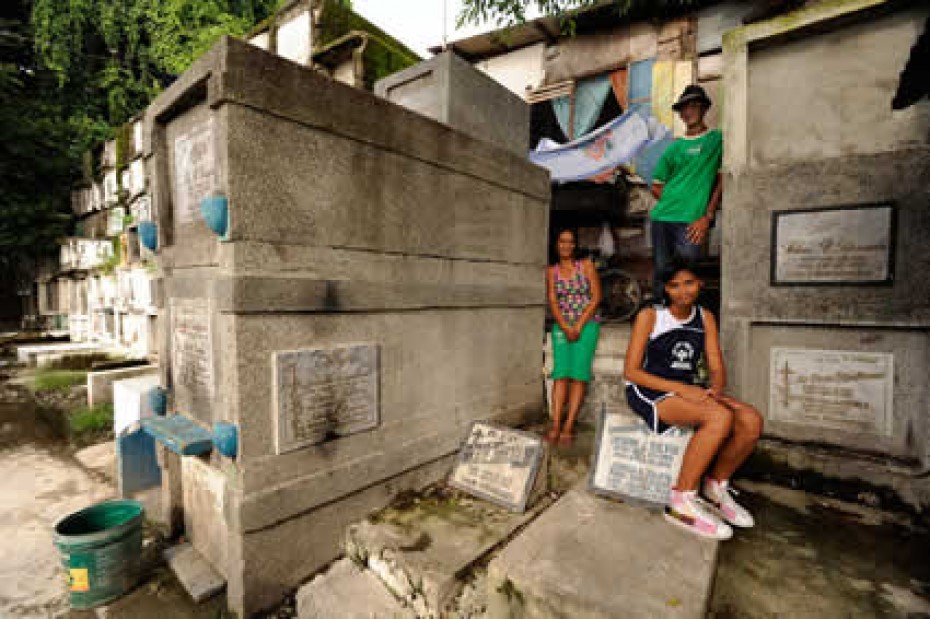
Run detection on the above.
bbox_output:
[0,0,280,274]
[68,402,114,434]
[361,35,420,90]
[30,369,88,392]
[318,0,419,60]
[98,234,122,274]
[457,0,706,28]
[31,0,280,124]
[314,0,419,90]
[0,3,78,279]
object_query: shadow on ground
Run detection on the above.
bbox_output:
[710,481,930,618]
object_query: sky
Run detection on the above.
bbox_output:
[352,0,542,57]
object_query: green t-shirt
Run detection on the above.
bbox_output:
[650,129,722,223]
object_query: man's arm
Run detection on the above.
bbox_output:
[705,172,722,220]
[650,181,664,200]
[686,172,722,245]
[649,144,674,201]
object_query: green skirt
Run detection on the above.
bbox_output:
[550,321,600,382]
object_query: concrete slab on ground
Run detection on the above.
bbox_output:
[296,558,415,619]
[15,342,108,367]
[487,488,718,619]
[0,446,114,618]
[710,481,930,618]
[87,365,158,406]
[347,492,552,617]
[74,441,117,485]
[163,543,226,603]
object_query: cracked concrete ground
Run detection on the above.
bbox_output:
[710,480,930,618]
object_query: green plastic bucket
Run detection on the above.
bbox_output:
[53,499,144,609]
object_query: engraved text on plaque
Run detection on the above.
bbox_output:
[274,344,380,454]
[769,348,894,436]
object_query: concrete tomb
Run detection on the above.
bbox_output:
[449,421,546,513]
[721,3,930,465]
[143,36,547,615]
[590,408,692,508]
[374,51,530,157]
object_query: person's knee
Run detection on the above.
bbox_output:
[703,404,733,436]
[738,407,764,441]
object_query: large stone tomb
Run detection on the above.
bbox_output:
[143,36,548,615]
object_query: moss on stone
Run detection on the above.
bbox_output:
[316,0,420,89]
[497,578,524,605]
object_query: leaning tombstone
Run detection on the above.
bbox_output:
[449,421,547,513]
[589,404,693,508]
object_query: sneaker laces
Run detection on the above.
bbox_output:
[687,495,722,524]
[709,480,739,502]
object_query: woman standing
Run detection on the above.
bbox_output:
[546,228,602,445]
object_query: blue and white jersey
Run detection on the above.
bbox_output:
[625,305,706,433]
[637,305,705,386]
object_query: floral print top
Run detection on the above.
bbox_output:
[554,261,599,326]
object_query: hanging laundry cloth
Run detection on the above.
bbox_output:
[530,110,673,184]
[551,74,614,139]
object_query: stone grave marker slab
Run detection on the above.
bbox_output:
[173,118,218,225]
[772,204,895,284]
[769,347,894,436]
[273,344,380,454]
[449,421,544,513]
[170,299,214,403]
[590,408,692,508]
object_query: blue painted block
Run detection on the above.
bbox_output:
[629,58,655,102]
[212,422,238,458]
[117,430,162,496]
[142,416,214,456]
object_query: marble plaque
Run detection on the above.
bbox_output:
[590,410,692,508]
[449,422,544,512]
[170,300,214,400]
[274,344,380,454]
[772,205,894,284]
[173,119,218,224]
[769,348,894,436]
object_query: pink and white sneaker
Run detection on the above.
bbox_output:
[703,478,755,528]
[664,489,733,540]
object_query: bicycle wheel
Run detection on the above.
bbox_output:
[599,268,643,322]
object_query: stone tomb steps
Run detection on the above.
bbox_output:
[297,557,416,619]
[296,435,720,619]
[344,491,552,618]
[486,488,719,619]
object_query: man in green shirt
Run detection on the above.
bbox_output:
[650,85,723,300]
